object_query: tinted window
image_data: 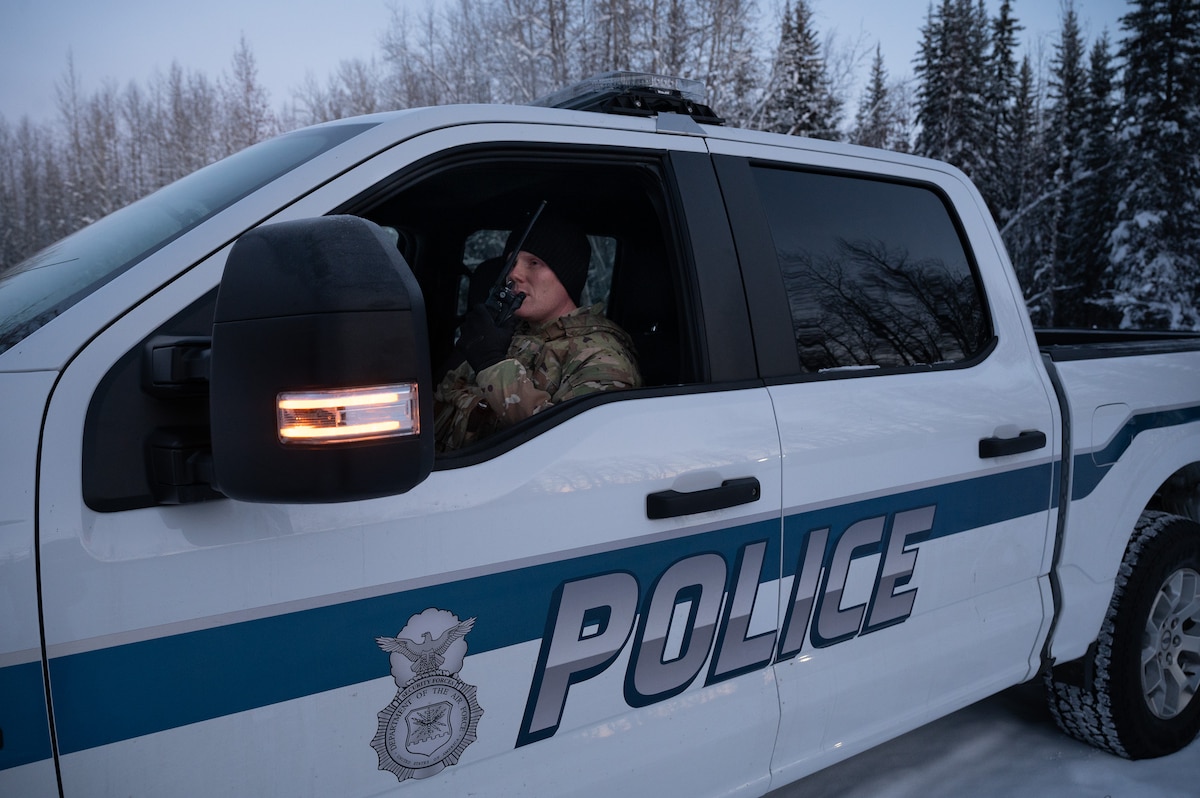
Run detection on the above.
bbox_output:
[752,167,990,373]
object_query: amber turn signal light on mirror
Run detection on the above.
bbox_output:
[277,383,419,444]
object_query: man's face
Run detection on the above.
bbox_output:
[508,250,577,324]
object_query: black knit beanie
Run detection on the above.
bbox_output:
[506,211,591,304]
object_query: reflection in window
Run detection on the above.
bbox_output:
[752,168,991,372]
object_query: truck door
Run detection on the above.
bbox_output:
[709,144,1059,782]
[36,123,784,797]
[0,373,58,796]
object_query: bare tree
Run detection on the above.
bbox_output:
[220,35,277,153]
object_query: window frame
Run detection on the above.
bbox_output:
[326,144,759,466]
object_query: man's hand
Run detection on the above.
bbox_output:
[459,303,517,372]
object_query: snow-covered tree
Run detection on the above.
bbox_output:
[913,0,990,181]
[849,45,909,151]
[0,116,71,272]
[1107,0,1200,329]
[152,62,224,185]
[641,0,695,77]
[1063,32,1121,328]
[691,0,763,128]
[380,0,499,107]
[220,36,276,154]
[760,0,842,139]
[288,58,387,127]
[999,54,1051,310]
[1041,3,1089,326]
[978,0,1022,222]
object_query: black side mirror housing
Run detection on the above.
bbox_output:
[210,215,434,503]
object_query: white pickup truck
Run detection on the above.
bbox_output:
[2,74,1198,798]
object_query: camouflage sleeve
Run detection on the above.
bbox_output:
[474,336,640,427]
[433,361,493,451]
[472,357,552,426]
[553,341,641,404]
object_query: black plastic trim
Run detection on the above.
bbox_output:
[647,477,761,519]
[1039,329,1200,361]
[1039,353,1073,671]
[710,154,799,378]
[759,336,1000,386]
[978,429,1047,458]
[666,151,757,383]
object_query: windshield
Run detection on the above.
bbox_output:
[0,121,376,356]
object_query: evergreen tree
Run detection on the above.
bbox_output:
[1043,3,1089,326]
[1108,0,1200,329]
[849,45,911,151]
[979,0,1022,223]
[850,45,890,148]
[1066,32,1121,327]
[999,55,1051,317]
[913,0,990,181]
[760,0,842,139]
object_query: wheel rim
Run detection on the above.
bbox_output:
[1141,567,1200,719]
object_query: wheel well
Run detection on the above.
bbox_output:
[1150,462,1200,523]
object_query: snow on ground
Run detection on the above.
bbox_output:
[769,681,1200,797]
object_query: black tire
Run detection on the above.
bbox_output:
[1160,464,1200,520]
[1045,511,1200,758]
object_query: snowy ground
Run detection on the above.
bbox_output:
[768,681,1200,797]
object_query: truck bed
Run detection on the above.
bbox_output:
[1036,328,1200,361]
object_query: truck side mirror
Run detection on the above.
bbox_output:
[209,215,434,503]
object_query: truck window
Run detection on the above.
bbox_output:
[750,167,991,373]
[350,149,699,452]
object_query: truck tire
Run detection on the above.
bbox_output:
[1160,463,1200,522]
[1045,511,1200,758]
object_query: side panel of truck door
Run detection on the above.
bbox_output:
[38,125,784,798]
[709,143,1060,783]
[0,372,58,797]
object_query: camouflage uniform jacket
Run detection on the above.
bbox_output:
[434,304,641,451]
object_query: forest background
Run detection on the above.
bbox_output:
[1,0,1197,330]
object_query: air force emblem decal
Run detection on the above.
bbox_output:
[372,608,484,782]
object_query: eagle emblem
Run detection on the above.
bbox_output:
[375,616,475,675]
[371,608,484,783]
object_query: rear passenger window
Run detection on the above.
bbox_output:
[751,168,991,372]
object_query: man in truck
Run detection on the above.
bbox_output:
[433,211,642,451]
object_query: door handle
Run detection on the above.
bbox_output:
[646,477,761,519]
[978,429,1047,458]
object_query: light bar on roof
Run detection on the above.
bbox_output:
[532,71,709,110]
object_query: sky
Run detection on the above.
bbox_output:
[1,0,1133,125]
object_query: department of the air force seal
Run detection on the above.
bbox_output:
[372,608,483,782]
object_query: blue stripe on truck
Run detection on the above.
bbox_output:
[41,461,1060,759]
[48,518,780,757]
[0,660,53,770]
[1072,404,1200,501]
[10,407,1194,766]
